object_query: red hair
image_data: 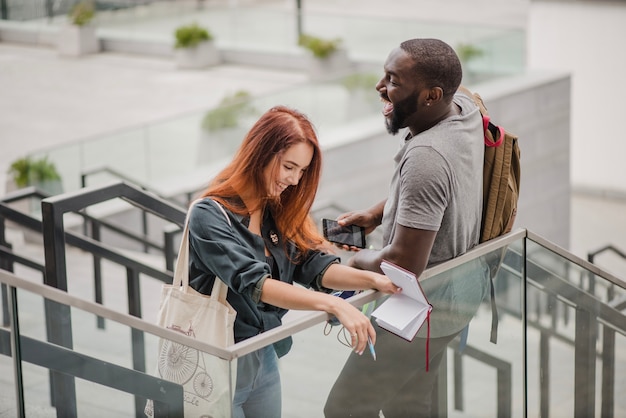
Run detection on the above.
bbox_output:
[200,106,325,253]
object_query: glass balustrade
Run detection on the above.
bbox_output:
[525,237,626,417]
[4,230,623,416]
[0,269,229,417]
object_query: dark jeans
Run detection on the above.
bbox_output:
[324,322,460,418]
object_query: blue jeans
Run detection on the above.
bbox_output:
[232,345,281,418]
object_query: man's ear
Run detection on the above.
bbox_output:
[427,87,444,102]
[421,87,444,107]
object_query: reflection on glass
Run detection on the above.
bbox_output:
[526,239,626,417]
[281,240,527,417]
[3,283,232,417]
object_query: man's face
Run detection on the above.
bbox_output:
[376,48,422,135]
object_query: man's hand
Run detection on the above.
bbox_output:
[337,210,380,234]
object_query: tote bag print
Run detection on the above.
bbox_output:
[153,281,236,417]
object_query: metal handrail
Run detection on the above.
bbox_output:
[0,201,173,282]
[588,244,626,263]
[528,230,626,289]
[0,185,50,204]
[0,268,233,359]
[81,165,187,253]
[0,186,169,256]
[81,165,173,203]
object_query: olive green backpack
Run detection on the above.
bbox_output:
[460,86,522,344]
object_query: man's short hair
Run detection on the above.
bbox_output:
[400,38,462,100]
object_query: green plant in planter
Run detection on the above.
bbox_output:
[298,34,342,59]
[8,156,61,188]
[201,90,255,132]
[69,0,95,26]
[456,43,484,65]
[175,23,213,49]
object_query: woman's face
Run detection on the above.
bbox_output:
[264,141,314,197]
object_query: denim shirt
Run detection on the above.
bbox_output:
[188,198,339,343]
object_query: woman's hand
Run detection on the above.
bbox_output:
[330,298,376,354]
[370,271,401,294]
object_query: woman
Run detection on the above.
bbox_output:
[188,105,398,417]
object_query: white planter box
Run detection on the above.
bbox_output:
[175,41,221,70]
[307,48,352,80]
[57,25,100,57]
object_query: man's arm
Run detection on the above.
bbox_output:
[348,224,436,277]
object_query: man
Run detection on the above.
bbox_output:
[324,38,489,417]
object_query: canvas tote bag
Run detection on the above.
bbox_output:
[146,199,237,418]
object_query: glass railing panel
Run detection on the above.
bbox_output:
[90,3,525,79]
[29,143,81,197]
[142,107,267,188]
[279,320,361,417]
[1,270,234,417]
[0,351,18,415]
[143,112,207,185]
[215,8,298,51]
[23,71,385,199]
[525,239,626,418]
[435,240,526,417]
[280,238,526,417]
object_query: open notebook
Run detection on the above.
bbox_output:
[371,260,432,342]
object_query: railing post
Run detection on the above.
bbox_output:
[0,214,13,327]
[601,326,615,418]
[574,307,596,418]
[602,284,616,418]
[7,284,26,417]
[0,0,8,20]
[539,331,550,418]
[41,199,77,417]
[431,352,448,418]
[453,350,463,411]
[127,266,147,416]
[91,219,105,329]
[163,227,180,272]
[142,210,149,253]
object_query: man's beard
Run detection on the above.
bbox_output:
[385,112,402,135]
[385,92,419,135]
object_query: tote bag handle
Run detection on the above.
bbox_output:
[172,198,231,304]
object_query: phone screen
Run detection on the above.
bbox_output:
[322,219,366,249]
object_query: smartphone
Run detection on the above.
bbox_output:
[327,290,357,326]
[322,218,366,249]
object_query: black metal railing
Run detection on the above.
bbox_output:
[0,269,185,418]
[0,182,186,417]
[39,181,185,417]
[1,185,185,327]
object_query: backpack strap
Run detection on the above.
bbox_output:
[459,85,506,345]
[485,118,505,148]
